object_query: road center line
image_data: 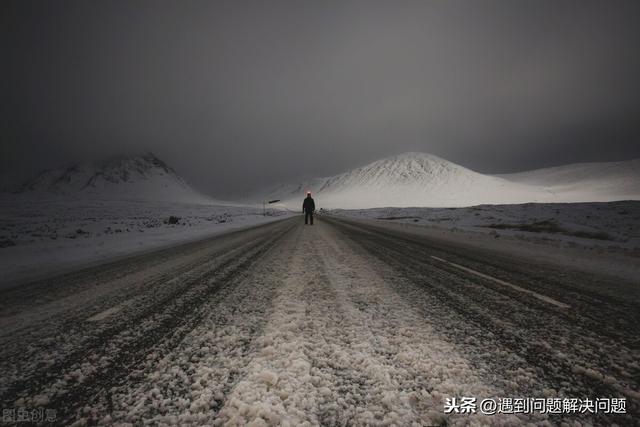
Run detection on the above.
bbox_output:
[430,256,570,309]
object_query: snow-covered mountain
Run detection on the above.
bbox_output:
[263,152,640,209]
[15,151,639,208]
[17,153,216,203]
[497,158,640,203]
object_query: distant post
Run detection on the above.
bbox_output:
[263,199,281,216]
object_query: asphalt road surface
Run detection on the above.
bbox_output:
[1,216,638,425]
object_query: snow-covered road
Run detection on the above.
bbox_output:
[0,216,638,425]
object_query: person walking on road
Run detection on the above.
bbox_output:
[302,191,315,225]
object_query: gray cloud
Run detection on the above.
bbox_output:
[3,0,640,197]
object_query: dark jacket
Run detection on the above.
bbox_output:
[302,196,315,213]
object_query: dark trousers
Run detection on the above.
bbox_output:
[305,211,314,225]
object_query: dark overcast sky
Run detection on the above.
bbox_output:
[3,0,640,197]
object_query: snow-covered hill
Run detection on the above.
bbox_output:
[497,158,640,203]
[14,151,639,208]
[2,153,290,286]
[264,152,640,209]
[16,153,216,204]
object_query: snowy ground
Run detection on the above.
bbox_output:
[0,197,289,288]
[0,216,637,425]
[331,201,640,251]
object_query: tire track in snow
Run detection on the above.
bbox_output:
[0,219,297,424]
[2,216,637,425]
[79,222,304,425]
[217,227,322,426]
[327,216,639,425]
[218,222,533,426]
[314,224,537,426]
[1,237,260,405]
[0,221,295,396]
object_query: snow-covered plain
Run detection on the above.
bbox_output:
[260,152,640,209]
[331,201,640,250]
[0,153,290,288]
[0,197,288,288]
